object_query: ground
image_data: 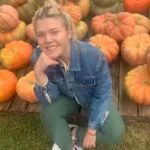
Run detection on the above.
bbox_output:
[0,113,149,150]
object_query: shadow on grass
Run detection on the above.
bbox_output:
[0,113,149,150]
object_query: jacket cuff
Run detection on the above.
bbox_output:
[88,111,110,130]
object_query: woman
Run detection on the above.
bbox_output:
[32,1,125,150]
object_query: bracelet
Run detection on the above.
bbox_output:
[87,131,96,136]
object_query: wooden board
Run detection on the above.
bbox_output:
[109,57,120,106]
[0,57,150,118]
[118,58,138,117]
[139,105,150,117]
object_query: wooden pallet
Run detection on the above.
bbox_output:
[0,58,150,117]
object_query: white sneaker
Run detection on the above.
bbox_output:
[73,144,83,150]
[52,143,62,150]
[69,124,78,144]
[69,125,83,150]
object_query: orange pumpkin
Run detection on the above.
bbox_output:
[0,21,27,44]
[76,0,90,18]
[26,23,36,41]
[62,2,82,24]
[91,12,113,34]
[89,34,119,62]
[91,12,136,42]
[103,12,136,42]
[124,0,150,14]
[121,33,150,66]
[134,25,148,34]
[16,71,38,103]
[124,64,150,105]
[0,69,18,102]
[132,13,150,32]
[0,5,19,32]
[0,40,33,70]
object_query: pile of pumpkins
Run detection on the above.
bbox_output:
[0,0,150,105]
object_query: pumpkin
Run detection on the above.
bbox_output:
[76,0,90,18]
[132,13,150,32]
[91,12,135,42]
[124,64,150,105]
[62,2,82,24]
[0,0,27,7]
[0,69,18,102]
[91,12,113,34]
[134,25,148,34]
[26,23,36,42]
[0,5,19,32]
[75,21,88,40]
[0,21,27,44]
[124,0,150,14]
[91,0,123,15]
[16,71,38,103]
[121,33,150,66]
[89,34,119,62]
[104,12,135,42]
[0,40,33,70]
[93,0,119,7]
[17,0,43,24]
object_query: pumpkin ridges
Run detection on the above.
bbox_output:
[0,5,19,32]
[5,40,33,62]
[121,33,150,66]
[76,0,90,18]
[104,12,135,42]
[133,13,150,31]
[0,40,33,70]
[89,34,119,62]
[16,71,37,103]
[62,2,82,24]
[125,64,150,105]
[0,21,27,44]
[0,13,19,32]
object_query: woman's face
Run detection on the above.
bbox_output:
[35,17,72,60]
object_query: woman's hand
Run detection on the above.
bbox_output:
[83,128,96,149]
[34,52,58,86]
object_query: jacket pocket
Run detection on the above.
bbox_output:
[74,77,96,87]
[73,77,96,105]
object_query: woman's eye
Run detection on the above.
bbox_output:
[52,30,59,35]
[37,33,44,38]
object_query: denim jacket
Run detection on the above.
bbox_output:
[31,40,112,130]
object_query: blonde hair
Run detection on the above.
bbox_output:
[33,0,76,40]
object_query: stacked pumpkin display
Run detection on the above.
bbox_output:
[0,0,150,106]
[89,0,150,106]
[0,4,38,103]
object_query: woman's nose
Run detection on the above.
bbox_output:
[45,33,52,42]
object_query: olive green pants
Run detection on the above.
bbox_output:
[40,95,125,150]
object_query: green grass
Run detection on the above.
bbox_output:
[0,113,149,150]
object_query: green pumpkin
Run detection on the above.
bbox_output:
[91,0,123,15]
[17,0,40,24]
[0,0,27,7]
[93,0,122,7]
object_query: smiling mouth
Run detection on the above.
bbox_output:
[46,45,58,50]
